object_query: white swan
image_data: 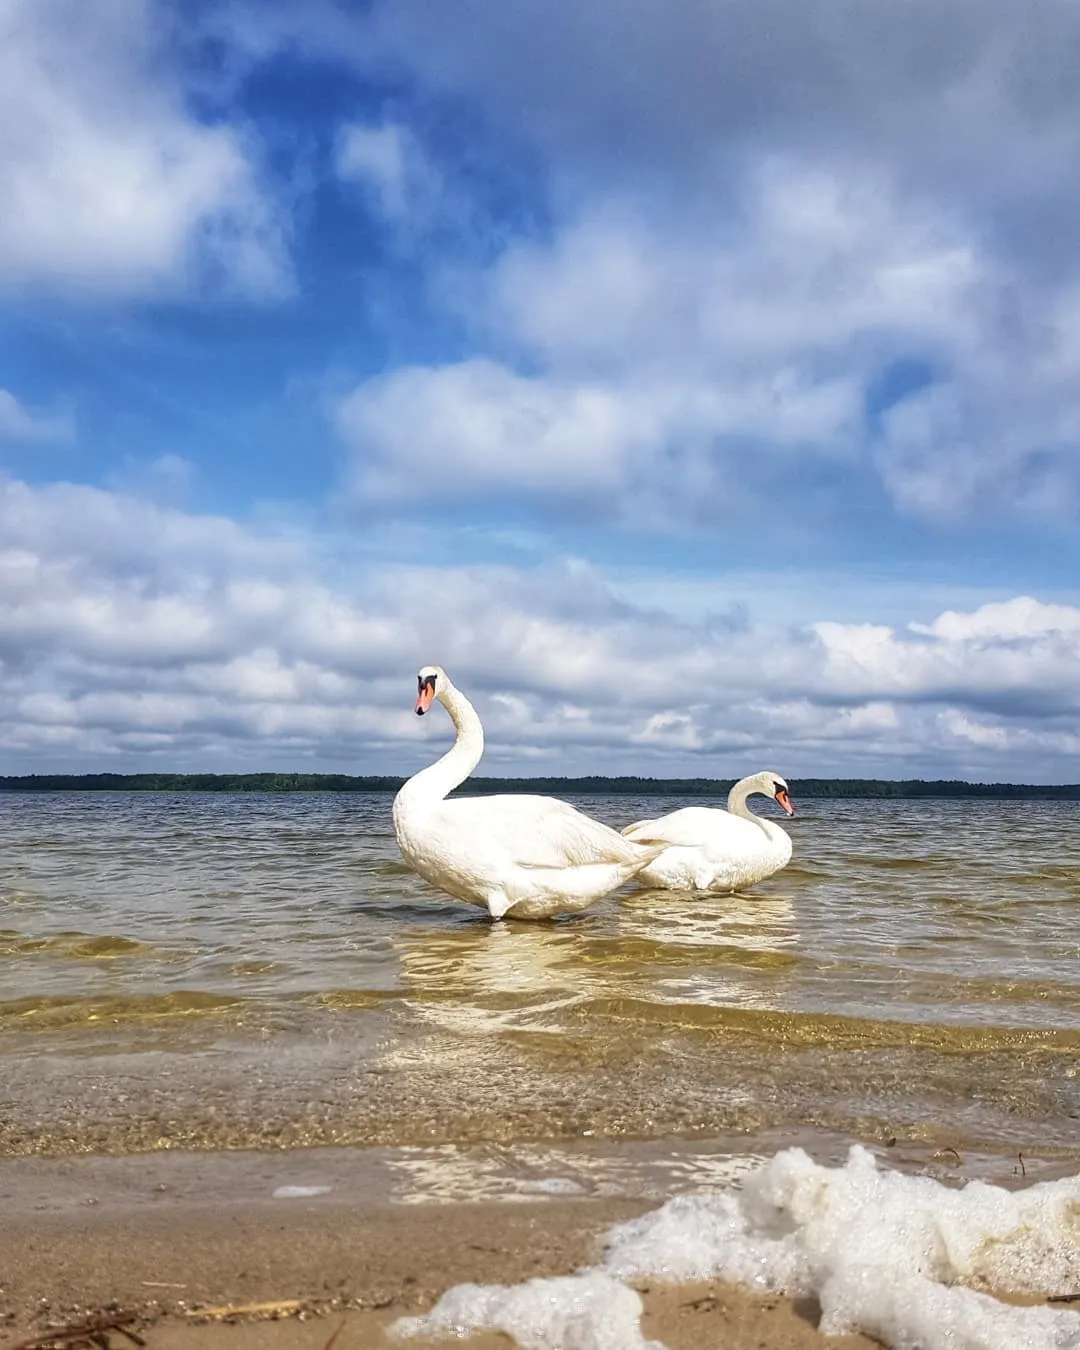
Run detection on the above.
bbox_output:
[392,665,663,920]
[621,771,795,892]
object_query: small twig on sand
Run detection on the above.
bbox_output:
[323,1319,348,1350]
[184,1299,307,1322]
[1015,1151,1026,1178]
[6,1312,144,1350]
[681,1295,721,1313]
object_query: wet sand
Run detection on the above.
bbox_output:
[0,1202,878,1350]
[98,1286,881,1350]
[0,1144,885,1350]
[5,1136,1075,1349]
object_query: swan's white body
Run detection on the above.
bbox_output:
[622,771,794,893]
[393,666,662,920]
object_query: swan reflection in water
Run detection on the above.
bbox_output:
[612,888,801,1013]
[616,888,799,953]
[389,886,801,1038]
[392,920,605,1035]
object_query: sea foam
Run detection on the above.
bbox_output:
[393,1144,1080,1350]
[394,1272,659,1350]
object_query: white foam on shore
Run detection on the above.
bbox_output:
[394,1272,659,1350]
[393,1145,1080,1350]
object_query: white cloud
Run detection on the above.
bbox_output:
[939,709,1011,748]
[914,597,1080,643]
[105,453,196,504]
[0,0,289,298]
[1,475,1079,781]
[336,120,440,224]
[338,359,654,503]
[354,0,1080,269]
[315,2,1080,529]
[0,389,71,443]
[334,157,1080,525]
[811,605,1080,717]
[487,173,977,371]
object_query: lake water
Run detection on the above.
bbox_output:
[1,791,1078,1166]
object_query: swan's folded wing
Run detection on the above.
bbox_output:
[441,794,650,868]
[623,806,737,847]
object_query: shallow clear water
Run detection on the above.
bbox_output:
[1,791,1077,1159]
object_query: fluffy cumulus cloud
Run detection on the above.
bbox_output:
[1,474,1078,780]
[339,171,983,520]
[0,0,289,297]
[338,359,651,505]
[328,0,1080,527]
[334,161,1080,527]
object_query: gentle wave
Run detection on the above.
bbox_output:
[0,929,160,959]
[571,995,1080,1052]
[0,989,246,1028]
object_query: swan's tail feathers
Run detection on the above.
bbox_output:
[626,840,668,869]
[512,852,666,906]
[618,840,667,893]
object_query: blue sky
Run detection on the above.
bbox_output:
[2,0,1080,781]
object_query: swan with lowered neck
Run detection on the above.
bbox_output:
[392,665,663,920]
[621,772,795,892]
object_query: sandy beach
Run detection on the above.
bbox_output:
[5,1135,1079,1350]
[0,1154,879,1350]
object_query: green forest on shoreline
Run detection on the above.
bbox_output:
[0,773,1078,798]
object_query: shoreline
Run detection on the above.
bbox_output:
[2,1134,1075,1349]
[0,1151,882,1350]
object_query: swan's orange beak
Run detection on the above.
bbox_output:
[415,677,436,716]
[775,788,795,817]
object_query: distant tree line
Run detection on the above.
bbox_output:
[0,772,1078,798]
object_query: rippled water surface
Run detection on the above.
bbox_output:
[1,791,1077,1159]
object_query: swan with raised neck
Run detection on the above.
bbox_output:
[393,665,483,810]
[392,664,664,920]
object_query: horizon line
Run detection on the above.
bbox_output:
[1,771,1079,797]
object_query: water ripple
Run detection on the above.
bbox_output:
[0,790,1077,1158]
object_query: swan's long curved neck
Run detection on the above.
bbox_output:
[399,683,485,809]
[726,778,763,823]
